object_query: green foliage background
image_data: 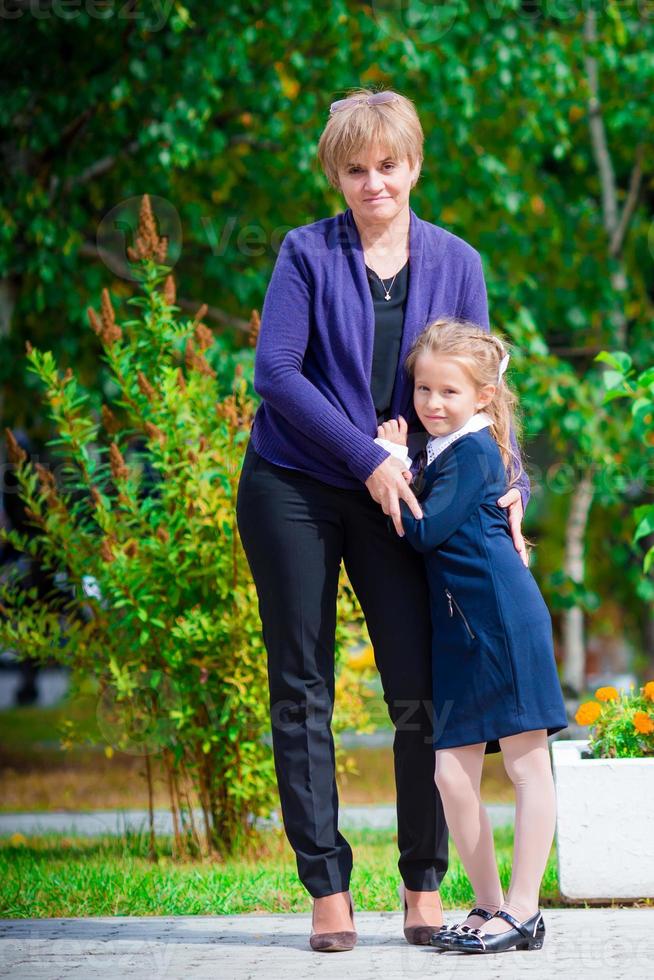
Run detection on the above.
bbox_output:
[1,4,654,794]
[2,4,652,655]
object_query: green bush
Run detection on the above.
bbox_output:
[0,196,376,858]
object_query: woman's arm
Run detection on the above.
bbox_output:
[254,231,390,485]
[458,250,531,514]
[399,439,488,553]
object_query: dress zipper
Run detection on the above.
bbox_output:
[444,588,476,640]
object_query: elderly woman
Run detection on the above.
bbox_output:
[236,89,530,952]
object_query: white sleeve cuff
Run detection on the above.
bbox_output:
[374,437,413,469]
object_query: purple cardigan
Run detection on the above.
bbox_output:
[251,206,531,512]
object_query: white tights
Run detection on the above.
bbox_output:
[434,729,556,933]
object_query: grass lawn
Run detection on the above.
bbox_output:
[0,825,561,919]
[0,694,530,920]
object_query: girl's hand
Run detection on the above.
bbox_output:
[365,455,422,536]
[497,487,528,567]
[376,414,408,447]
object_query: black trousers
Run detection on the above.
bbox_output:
[236,439,448,897]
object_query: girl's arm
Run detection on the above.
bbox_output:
[399,438,491,553]
[254,231,390,484]
[374,437,412,468]
[374,416,412,468]
[458,250,531,514]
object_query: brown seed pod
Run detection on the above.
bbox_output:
[124,539,138,558]
[105,323,122,346]
[87,307,103,336]
[197,356,216,378]
[101,288,115,331]
[34,462,55,486]
[144,421,165,446]
[191,303,208,329]
[217,395,239,428]
[5,428,27,465]
[126,194,167,263]
[163,274,176,306]
[248,309,261,347]
[184,338,196,371]
[137,371,156,402]
[100,538,115,562]
[34,463,57,503]
[101,404,121,434]
[109,443,129,482]
[184,339,217,378]
[154,235,168,264]
[194,322,214,351]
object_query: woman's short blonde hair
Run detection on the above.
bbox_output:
[317,88,424,190]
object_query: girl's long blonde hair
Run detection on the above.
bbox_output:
[405,316,527,493]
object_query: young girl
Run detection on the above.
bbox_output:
[376,317,568,956]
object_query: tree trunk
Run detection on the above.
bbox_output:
[144,752,158,863]
[164,747,183,858]
[609,263,628,350]
[562,470,595,693]
[179,756,204,857]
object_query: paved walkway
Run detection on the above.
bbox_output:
[1,908,652,979]
[0,804,515,837]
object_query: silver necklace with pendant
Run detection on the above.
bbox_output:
[369,265,402,301]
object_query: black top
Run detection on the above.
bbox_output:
[366,259,409,423]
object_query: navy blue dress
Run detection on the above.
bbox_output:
[400,428,568,755]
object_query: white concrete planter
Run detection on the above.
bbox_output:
[552,739,654,900]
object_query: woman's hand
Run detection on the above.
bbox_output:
[376,414,409,447]
[366,455,422,537]
[497,487,528,567]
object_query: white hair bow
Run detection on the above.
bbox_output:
[497,352,510,384]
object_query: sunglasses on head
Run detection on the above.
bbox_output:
[329,91,399,114]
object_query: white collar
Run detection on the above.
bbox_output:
[425,412,493,466]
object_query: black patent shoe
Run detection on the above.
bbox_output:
[447,909,545,954]
[429,907,495,949]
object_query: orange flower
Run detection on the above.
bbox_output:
[633,711,654,735]
[595,686,619,702]
[643,681,654,702]
[575,701,601,726]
